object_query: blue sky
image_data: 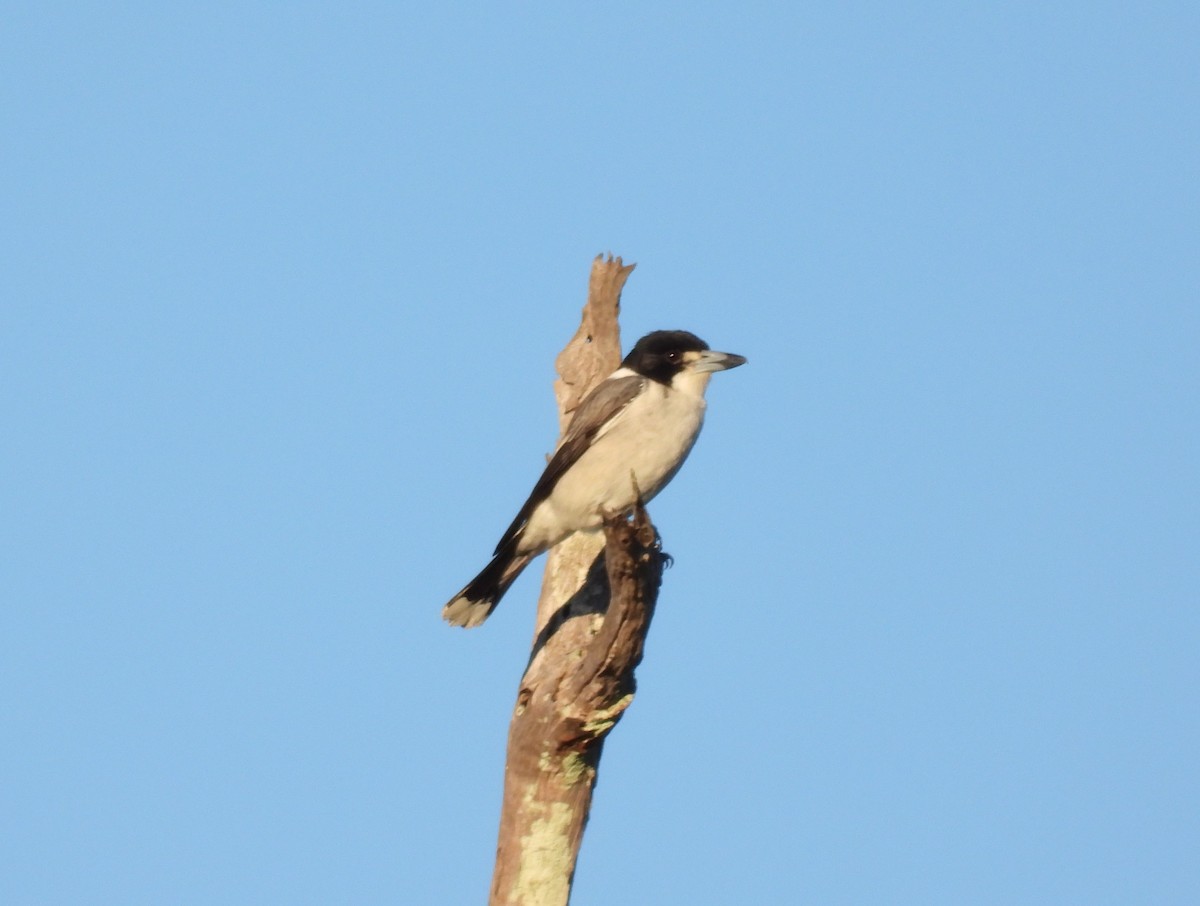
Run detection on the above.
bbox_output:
[2,3,1197,903]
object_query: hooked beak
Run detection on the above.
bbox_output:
[693,350,748,373]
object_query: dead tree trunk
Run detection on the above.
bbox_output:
[488,255,665,906]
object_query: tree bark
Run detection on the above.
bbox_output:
[488,255,665,906]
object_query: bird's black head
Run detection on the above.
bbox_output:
[621,330,711,384]
[622,329,748,390]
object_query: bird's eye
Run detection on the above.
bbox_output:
[666,350,681,363]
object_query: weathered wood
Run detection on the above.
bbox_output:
[489,255,663,906]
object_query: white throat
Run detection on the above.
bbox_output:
[671,367,713,399]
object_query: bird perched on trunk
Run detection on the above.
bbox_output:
[442,329,746,628]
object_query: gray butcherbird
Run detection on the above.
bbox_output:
[443,329,746,627]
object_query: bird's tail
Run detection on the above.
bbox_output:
[442,546,534,628]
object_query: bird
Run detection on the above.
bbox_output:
[442,329,746,628]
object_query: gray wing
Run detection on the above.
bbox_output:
[494,374,645,554]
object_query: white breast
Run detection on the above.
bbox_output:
[520,380,707,552]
